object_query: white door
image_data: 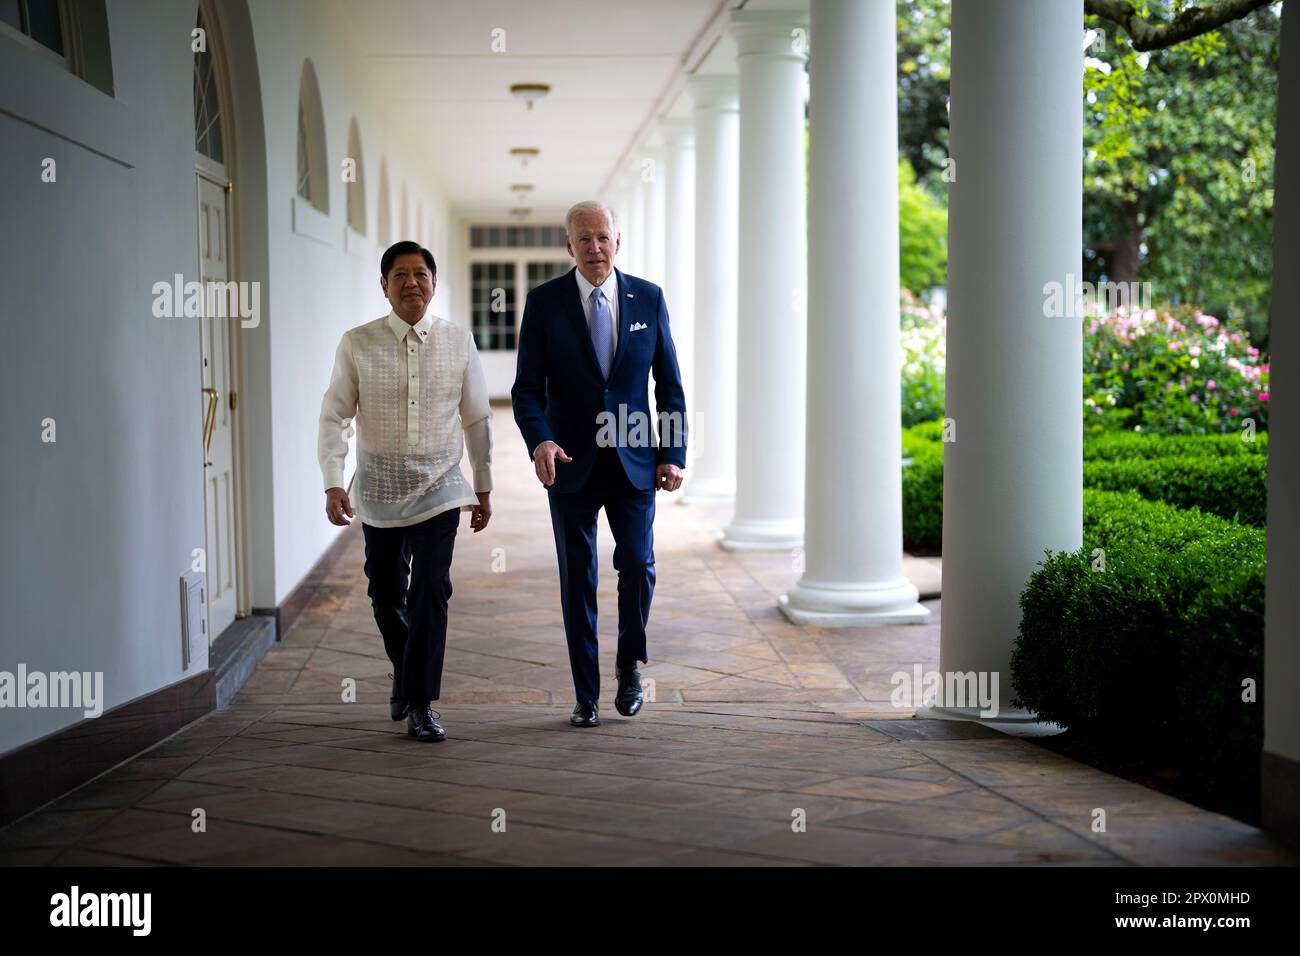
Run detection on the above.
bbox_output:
[197,170,240,640]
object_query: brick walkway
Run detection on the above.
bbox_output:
[2,407,1294,866]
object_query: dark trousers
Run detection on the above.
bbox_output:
[547,446,656,704]
[361,507,460,703]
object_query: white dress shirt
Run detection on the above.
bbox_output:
[574,267,621,352]
[318,310,493,528]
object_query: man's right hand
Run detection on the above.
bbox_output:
[325,487,354,526]
[533,441,572,487]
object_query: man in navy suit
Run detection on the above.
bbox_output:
[512,201,688,727]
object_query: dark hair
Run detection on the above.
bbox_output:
[380,241,436,279]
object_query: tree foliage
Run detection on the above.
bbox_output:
[899,160,947,293]
[1083,1,1280,344]
[893,0,1281,346]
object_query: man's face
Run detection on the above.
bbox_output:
[381,253,436,320]
[566,211,620,286]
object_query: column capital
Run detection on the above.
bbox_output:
[727,9,809,61]
[686,73,738,112]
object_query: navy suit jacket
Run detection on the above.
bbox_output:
[511,267,688,494]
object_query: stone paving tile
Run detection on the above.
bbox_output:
[717,826,945,866]
[799,774,972,803]
[5,407,1296,866]
[200,835,480,867]
[829,801,1033,841]
[0,808,121,850]
[969,820,1125,860]
[456,825,680,867]
[579,777,755,811]
[1050,812,1298,866]
[143,788,414,837]
[758,743,940,776]
[576,807,790,849]
[135,779,247,808]
[41,777,173,812]
[79,809,302,864]
[648,848,813,866]
[0,847,66,865]
[698,790,896,824]
[47,848,160,866]
[332,810,506,856]
[990,781,1206,819]
[674,765,845,793]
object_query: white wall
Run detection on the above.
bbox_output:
[0,1,208,753]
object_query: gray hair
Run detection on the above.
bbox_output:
[565,201,619,238]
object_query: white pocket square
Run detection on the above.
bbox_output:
[628,321,649,332]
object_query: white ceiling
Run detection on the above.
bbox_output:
[343,0,739,219]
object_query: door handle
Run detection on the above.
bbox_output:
[202,387,219,466]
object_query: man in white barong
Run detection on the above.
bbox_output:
[319,240,493,742]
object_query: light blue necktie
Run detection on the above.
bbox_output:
[591,286,613,378]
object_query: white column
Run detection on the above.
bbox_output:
[611,174,637,270]
[604,183,628,236]
[660,117,696,462]
[643,143,667,286]
[1263,0,1300,844]
[928,0,1083,720]
[780,0,928,625]
[720,10,808,550]
[683,75,739,504]
[624,175,646,277]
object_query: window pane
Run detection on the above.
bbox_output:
[471,261,517,351]
[193,14,225,164]
[527,260,569,292]
[297,100,311,200]
[26,0,63,54]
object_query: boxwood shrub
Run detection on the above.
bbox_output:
[1082,454,1266,526]
[901,426,1268,553]
[1083,430,1267,461]
[902,425,943,553]
[1012,489,1265,765]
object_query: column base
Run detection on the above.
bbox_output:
[914,704,1064,738]
[719,518,802,551]
[778,577,930,627]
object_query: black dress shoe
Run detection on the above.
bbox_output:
[407,705,446,742]
[569,700,600,727]
[615,665,644,717]
[389,672,408,722]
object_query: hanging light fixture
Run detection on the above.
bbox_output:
[510,183,535,202]
[510,147,540,167]
[510,207,532,220]
[510,83,551,111]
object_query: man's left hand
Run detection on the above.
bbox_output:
[655,464,683,492]
[470,491,492,532]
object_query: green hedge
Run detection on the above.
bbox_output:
[1083,455,1266,526]
[901,426,1268,553]
[1083,430,1267,461]
[906,418,946,444]
[1012,489,1264,765]
[902,438,943,553]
